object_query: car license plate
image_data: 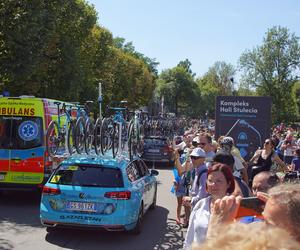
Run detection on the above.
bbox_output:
[0,174,5,181]
[148,149,159,153]
[66,202,96,212]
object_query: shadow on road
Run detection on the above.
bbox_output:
[45,205,184,250]
[0,239,14,250]
[0,191,42,229]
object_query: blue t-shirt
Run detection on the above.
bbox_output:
[292,157,300,171]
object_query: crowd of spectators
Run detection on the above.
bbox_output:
[169,121,300,249]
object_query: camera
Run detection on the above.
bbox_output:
[235,197,265,219]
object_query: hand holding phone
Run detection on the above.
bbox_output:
[235,197,265,219]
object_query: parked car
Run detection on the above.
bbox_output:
[141,136,173,166]
[40,154,158,234]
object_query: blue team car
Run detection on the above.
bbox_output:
[40,154,159,234]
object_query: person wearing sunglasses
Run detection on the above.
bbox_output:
[175,147,208,228]
[198,133,215,163]
[249,138,285,181]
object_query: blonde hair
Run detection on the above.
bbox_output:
[268,183,300,241]
[193,223,300,250]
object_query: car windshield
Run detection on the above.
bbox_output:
[144,138,167,146]
[0,116,43,149]
[49,164,124,188]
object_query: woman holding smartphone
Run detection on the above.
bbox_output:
[183,163,235,249]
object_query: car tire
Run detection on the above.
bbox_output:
[149,185,157,210]
[129,205,143,235]
[46,227,56,233]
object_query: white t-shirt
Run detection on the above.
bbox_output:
[184,196,211,249]
[175,141,186,151]
[233,156,244,178]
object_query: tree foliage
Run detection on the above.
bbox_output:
[239,26,300,123]
[0,0,157,113]
[196,61,236,118]
[155,59,200,117]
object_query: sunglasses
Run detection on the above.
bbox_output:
[264,141,270,145]
[199,142,207,146]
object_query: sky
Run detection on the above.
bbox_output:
[87,0,300,78]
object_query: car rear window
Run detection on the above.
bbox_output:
[144,138,167,146]
[49,164,124,188]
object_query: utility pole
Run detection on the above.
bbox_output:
[98,82,102,120]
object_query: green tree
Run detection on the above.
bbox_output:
[156,59,200,116]
[113,36,159,76]
[239,26,300,123]
[204,61,236,96]
[196,61,236,118]
[292,81,300,119]
[0,0,98,101]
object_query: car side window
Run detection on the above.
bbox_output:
[138,160,150,176]
[126,162,142,182]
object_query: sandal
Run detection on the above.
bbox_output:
[176,218,181,225]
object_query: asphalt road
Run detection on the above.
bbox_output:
[0,165,187,250]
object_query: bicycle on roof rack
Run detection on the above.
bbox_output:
[46,102,75,157]
[128,110,144,160]
[73,101,95,154]
[100,101,129,158]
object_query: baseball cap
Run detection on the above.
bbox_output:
[190,147,206,158]
[192,136,200,144]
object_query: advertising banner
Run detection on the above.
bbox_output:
[215,96,272,161]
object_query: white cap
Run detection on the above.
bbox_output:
[190,147,206,158]
[192,136,200,144]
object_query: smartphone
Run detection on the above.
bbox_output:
[235,197,265,219]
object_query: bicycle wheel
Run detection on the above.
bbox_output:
[85,119,94,154]
[112,122,120,158]
[46,121,62,157]
[128,122,137,161]
[121,122,127,150]
[137,124,144,156]
[67,121,75,155]
[100,118,114,155]
[74,117,86,154]
[94,118,102,155]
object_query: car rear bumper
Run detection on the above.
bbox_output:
[40,203,138,231]
[41,219,126,231]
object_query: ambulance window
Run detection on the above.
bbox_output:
[0,116,43,149]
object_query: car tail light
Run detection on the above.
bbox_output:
[104,191,131,200]
[44,151,53,170]
[42,186,61,195]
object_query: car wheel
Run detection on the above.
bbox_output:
[46,227,56,233]
[149,185,157,210]
[129,205,143,235]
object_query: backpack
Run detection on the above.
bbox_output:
[196,168,208,187]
